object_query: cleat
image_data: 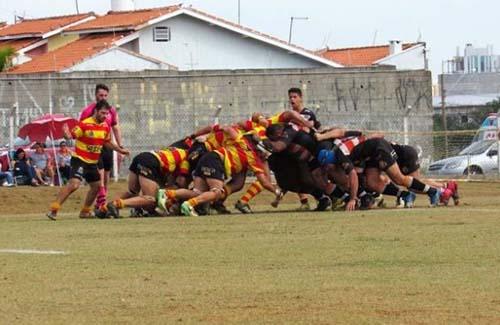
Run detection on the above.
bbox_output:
[95,207,109,219]
[401,191,417,208]
[330,197,346,210]
[359,193,375,210]
[447,181,460,205]
[235,200,252,214]
[296,201,311,211]
[440,188,453,206]
[195,202,211,216]
[106,202,120,218]
[271,190,285,208]
[314,196,332,211]
[429,190,441,207]
[156,189,168,212]
[46,210,57,221]
[395,196,405,208]
[180,201,198,216]
[130,208,145,218]
[211,201,231,215]
[373,194,386,208]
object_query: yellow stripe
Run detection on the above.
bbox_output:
[164,150,175,172]
[84,129,107,139]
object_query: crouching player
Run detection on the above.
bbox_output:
[157,126,281,216]
[102,147,190,218]
[46,100,130,220]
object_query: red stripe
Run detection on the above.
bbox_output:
[78,137,107,146]
[75,148,100,162]
[171,149,182,164]
[225,148,237,174]
[215,131,224,145]
[157,152,171,172]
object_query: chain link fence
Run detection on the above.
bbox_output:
[1,70,498,180]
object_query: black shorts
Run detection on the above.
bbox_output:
[393,144,420,175]
[268,152,316,193]
[194,152,225,181]
[129,152,164,185]
[97,146,113,171]
[364,141,397,171]
[70,157,100,183]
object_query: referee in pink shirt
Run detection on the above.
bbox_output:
[79,84,123,210]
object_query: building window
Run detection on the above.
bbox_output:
[153,26,171,42]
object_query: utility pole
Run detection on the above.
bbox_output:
[237,0,241,25]
[440,64,449,158]
[75,0,80,14]
[288,16,308,44]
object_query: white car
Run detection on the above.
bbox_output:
[427,140,499,176]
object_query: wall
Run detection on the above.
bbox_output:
[64,48,165,72]
[443,72,500,96]
[377,44,427,70]
[48,34,79,52]
[137,14,324,71]
[0,67,433,174]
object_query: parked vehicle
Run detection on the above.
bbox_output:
[472,113,498,142]
[428,140,499,176]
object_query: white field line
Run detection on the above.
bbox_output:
[0,249,67,255]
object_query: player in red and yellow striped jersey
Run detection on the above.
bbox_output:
[104,147,190,218]
[47,100,130,220]
[234,109,316,213]
[157,126,281,216]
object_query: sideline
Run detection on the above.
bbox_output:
[0,249,67,255]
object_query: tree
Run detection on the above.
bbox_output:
[0,46,15,72]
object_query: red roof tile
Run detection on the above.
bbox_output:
[7,32,129,74]
[0,38,40,51]
[317,43,419,66]
[67,5,181,32]
[0,13,93,38]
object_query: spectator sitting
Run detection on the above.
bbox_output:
[0,156,14,187]
[57,141,72,183]
[30,142,55,186]
[13,148,38,186]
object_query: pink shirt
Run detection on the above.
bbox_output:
[79,103,118,127]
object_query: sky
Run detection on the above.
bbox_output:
[1,0,498,83]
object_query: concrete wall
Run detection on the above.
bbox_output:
[137,14,324,71]
[443,72,500,95]
[0,67,433,174]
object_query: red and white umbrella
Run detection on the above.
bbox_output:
[18,114,78,186]
[18,114,78,143]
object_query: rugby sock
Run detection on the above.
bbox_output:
[113,199,124,209]
[382,182,402,197]
[240,181,264,204]
[408,177,437,196]
[165,190,177,202]
[80,206,92,214]
[50,202,60,213]
[187,198,199,207]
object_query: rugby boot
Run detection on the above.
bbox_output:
[314,196,332,211]
[429,190,441,207]
[401,191,417,208]
[180,201,199,216]
[235,200,252,214]
[106,202,120,219]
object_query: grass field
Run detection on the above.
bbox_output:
[1,182,500,323]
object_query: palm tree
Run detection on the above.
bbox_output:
[0,46,15,72]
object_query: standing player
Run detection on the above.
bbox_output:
[79,84,123,210]
[46,100,129,220]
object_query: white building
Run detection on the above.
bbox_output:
[316,40,428,70]
[8,3,341,74]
